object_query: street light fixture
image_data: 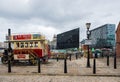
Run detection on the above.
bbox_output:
[86,23,91,67]
[86,23,91,30]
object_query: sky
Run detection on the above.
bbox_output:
[0,0,120,42]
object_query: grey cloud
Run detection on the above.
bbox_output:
[0,0,92,25]
[0,0,120,41]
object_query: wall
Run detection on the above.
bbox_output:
[116,22,120,57]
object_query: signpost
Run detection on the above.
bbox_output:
[85,39,92,45]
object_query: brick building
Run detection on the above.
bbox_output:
[116,22,120,57]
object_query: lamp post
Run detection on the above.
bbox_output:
[8,29,11,73]
[86,23,91,68]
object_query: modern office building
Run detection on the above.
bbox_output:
[89,24,115,49]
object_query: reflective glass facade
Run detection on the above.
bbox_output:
[90,24,115,48]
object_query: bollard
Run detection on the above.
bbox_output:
[107,55,109,66]
[38,58,41,73]
[56,54,59,62]
[93,58,96,74]
[114,54,117,69]
[57,55,58,62]
[8,56,11,73]
[64,57,67,73]
[69,54,71,61]
[57,57,58,62]
[76,53,78,60]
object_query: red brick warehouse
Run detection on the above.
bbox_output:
[116,22,120,57]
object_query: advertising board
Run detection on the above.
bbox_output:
[13,34,31,40]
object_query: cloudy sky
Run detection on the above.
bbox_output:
[0,0,120,42]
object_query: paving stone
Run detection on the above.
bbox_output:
[0,57,120,82]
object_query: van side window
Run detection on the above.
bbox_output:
[25,42,28,48]
[16,43,19,48]
[30,42,33,47]
[21,42,24,48]
[35,42,38,47]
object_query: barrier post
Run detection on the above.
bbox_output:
[38,58,41,73]
[107,55,109,66]
[93,58,96,74]
[64,56,67,73]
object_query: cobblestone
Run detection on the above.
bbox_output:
[0,75,120,82]
[0,57,120,82]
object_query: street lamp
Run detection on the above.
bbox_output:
[86,23,91,67]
